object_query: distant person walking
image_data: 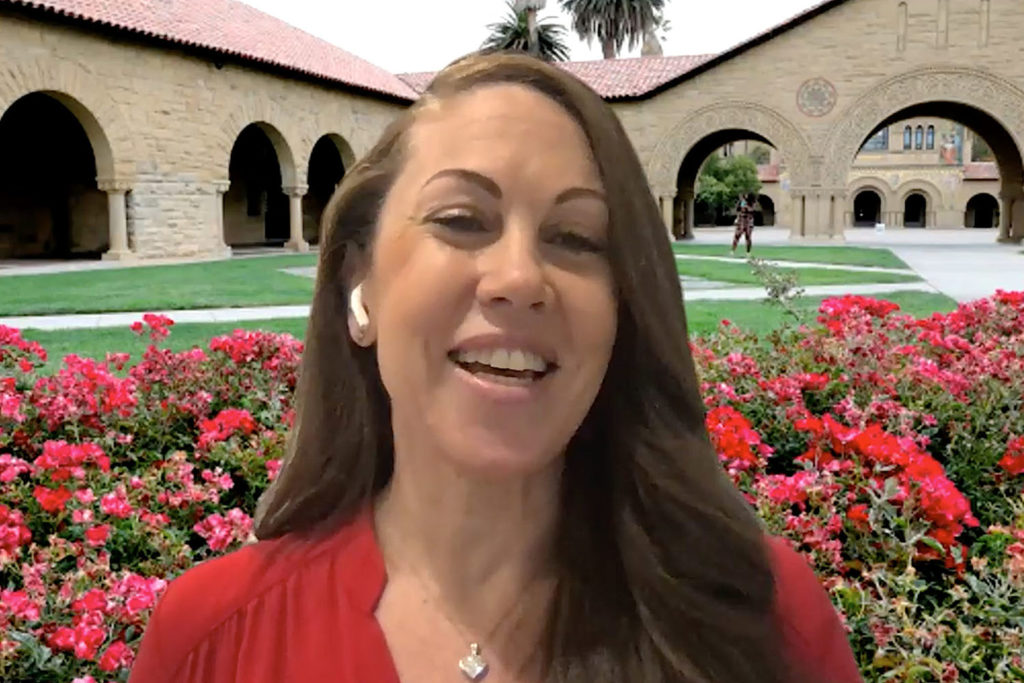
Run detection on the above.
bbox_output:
[731,193,756,255]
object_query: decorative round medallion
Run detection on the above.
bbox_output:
[796,77,838,117]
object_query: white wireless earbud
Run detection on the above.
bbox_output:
[349,283,370,329]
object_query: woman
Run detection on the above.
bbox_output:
[128,53,861,683]
[731,193,756,256]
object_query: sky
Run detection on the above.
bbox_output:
[238,0,823,74]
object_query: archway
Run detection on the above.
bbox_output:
[304,135,348,245]
[648,102,811,239]
[224,123,290,247]
[754,195,775,226]
[853,190,882,226]
[966,193,999,228]
[904,193,927,228]
[673,130,782,235]
[0,92,110,259]
[823,69,1024,240]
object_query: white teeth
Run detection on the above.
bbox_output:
[455,347,548,372]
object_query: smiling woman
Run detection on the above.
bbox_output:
[127,53,861,683]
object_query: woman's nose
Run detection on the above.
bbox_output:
[476,226,550,312]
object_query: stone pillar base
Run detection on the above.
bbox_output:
[102,249,138,262]
[997,235,1023,244]
[285,239,310,253]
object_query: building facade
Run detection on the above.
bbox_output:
[0,0,412,261]
[4,0,1024,262]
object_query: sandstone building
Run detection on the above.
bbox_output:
[3,0,1024,262]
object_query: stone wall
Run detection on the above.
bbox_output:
[0,9,406,258]
[614,0,1024,241]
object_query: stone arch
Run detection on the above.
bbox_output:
[646,101,814,195]
[216,100,300,187]
[895,179,943,210]
[821,66,1024,190]
[299,132,357,176]
[847,176,894,227]
[966,192,1000,228]
[0,58,133,180]
[847,175,895,210]
[301,133,355,244]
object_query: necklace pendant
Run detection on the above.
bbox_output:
[458,643,489,681]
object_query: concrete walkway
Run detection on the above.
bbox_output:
[689,226,1023,302]
[0,306,312,331]
[675,253,916,275]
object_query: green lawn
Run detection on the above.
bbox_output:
[0,255,317,316]
[19,291,957,372]
[676,258,921,286]
[22,318,309,373]
[672,243,910,269]
[683,290,957,335]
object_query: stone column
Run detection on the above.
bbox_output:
[659,194,675,242]
[789,187,846,243]
[283,184,309,253]
[213,180,233,257]
[683,192,696,240]
[997,188,1023,242]
[97,179,134,261]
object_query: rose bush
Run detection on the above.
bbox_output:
[1,295,1023,681]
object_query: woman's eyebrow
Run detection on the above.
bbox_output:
[421,168,502,199]
[554,187,606,205]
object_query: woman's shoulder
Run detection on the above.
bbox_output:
[765,536,863,682]
[129,514,376,682]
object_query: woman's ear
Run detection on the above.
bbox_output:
[347,280,377,347]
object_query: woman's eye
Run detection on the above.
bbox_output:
[431,214,485,233]
[549,230,604,254]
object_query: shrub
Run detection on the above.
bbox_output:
[1,294,1024,681]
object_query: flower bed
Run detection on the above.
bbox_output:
[2,296,1023,681]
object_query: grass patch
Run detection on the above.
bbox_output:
[22,318,309,373]
[0,255,318,316]
[685,291,957,336]
[676,258,920,286]
[20,292,958,372]
[672,243,909,269]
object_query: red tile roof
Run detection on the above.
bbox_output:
[1,0,417,100]
[757,164,781,182]
[401,54,715,101]
[964,162,999,180]
[559,55,716,99]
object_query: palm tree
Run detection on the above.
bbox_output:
[560,0,666,59]
[482,1,571,62]
[514,0,546,56]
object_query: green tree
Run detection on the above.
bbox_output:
[560,0,666,59]
[696,154,762,216]
[483,1,571,62]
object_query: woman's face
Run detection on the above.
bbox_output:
[357,83,617,477]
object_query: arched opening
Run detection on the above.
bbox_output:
[853,189,882,226]
[224,123,289,247]
[674,130,778,237]
[965,193,999,228]
[0,92,108,259]
[904,192,927,227]
[754,195,775,226]
[848,102,1022,237]
[304,135,348,245]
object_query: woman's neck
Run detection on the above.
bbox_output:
[372,441,562,629]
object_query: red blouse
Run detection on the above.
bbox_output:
[128,512,863,682]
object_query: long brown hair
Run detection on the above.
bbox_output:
[255,52,799,683]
